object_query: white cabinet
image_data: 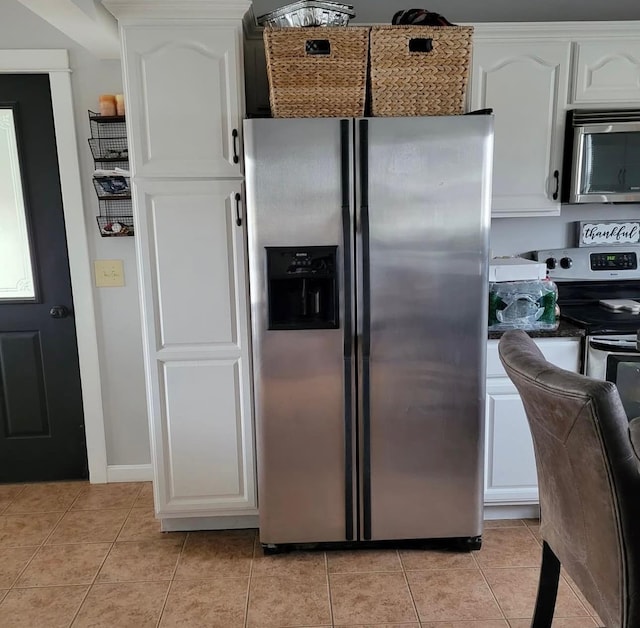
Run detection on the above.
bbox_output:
[572,40,640,104]
[121,24,244,179]
[135,179,255,518]
[485,337,581,506]
[470,40,571,217]
[486,384,539,504]
[105,0,256,528]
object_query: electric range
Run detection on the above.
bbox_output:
[534,246,640,335]
[534,246,640,417]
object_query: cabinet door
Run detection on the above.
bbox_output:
[572,40,640,104]
[485,337,580,506]
[121,24,244,178]
[135,179,255,517]
[471,41,571,217]
[485,383,539,504]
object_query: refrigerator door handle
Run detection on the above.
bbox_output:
[359,119,372,541]
[341,119,355,541]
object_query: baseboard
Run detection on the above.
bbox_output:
[484,503,541,520]
[106,464,153,483]
[161,515,260,532]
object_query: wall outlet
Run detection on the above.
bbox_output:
[94,259,125,287]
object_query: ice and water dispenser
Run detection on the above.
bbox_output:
[266,246,338,330]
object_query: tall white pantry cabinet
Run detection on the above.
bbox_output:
[105,0,257,530]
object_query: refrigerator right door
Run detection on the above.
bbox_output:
[359,116,493,541]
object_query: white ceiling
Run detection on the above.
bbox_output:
[252,0,640,23]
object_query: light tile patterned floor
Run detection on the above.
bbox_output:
[0,481,603,627]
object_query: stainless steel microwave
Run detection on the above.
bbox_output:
[563,109,640,204]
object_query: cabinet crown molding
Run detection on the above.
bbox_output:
[243,19,640,41]
[103,0,250,21]
[471,20,640,40]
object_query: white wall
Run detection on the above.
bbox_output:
[0,0,149,466]
[490,204,640,257]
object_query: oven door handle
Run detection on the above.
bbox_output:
[589,339,640,353]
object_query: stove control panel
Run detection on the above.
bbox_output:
[534,247,640,281]
[590,251,638,271]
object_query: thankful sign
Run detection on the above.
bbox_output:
[577,221,640,247]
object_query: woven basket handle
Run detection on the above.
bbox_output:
[305,39,331,55]
[409,38,433,53]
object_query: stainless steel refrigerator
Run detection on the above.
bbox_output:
[244,116,493,549]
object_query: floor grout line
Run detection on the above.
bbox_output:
[324,551,335,628]
[66,539,115,627]
[243,531,257,628]
[399,548,422,626]
[471,547,510,624]
[154,529,187,628]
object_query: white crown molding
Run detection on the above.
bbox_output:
[242,18,640,41]
[470,20,640,40]
[103,0,251,21]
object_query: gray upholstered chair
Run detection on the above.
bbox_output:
[498,329,640,628]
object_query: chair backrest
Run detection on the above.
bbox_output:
[498,329,640,627]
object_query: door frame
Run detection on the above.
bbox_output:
[0,49,108,483]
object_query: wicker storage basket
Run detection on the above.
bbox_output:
[264,26,369,118]
[369,25,473,116]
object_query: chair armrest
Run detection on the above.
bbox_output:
[630,417,640,462]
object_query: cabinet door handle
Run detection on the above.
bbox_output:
[235,193,242,226]
[552,169,560,200]
[232,129,239,164]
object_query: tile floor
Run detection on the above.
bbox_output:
[0,481,603,628]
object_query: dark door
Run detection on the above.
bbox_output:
[0,74,88,482]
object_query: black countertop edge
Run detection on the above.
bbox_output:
[488,319,586,340]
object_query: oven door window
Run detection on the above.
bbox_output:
[605,355,640,419]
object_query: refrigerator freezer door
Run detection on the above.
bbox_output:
[359,116,493,540]
[244,119,357,544]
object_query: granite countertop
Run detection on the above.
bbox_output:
[488,319,586,340]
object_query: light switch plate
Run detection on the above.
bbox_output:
[94,259,125,287]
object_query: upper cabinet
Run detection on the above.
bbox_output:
[121,24,244,178]
[572,40,640,104]
[470,39,571,218]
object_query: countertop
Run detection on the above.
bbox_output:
[488,319,586,340]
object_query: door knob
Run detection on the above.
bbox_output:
[49,305,70,319]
